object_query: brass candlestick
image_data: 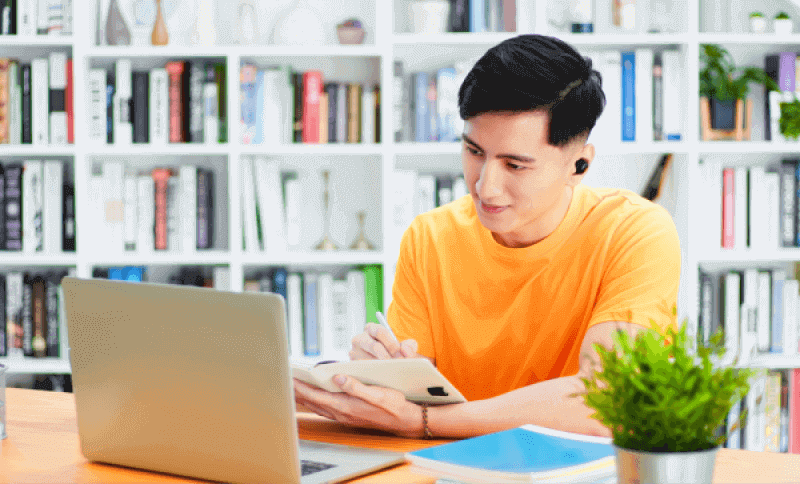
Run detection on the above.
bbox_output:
[314,170,339,251]
[349,211,375,250]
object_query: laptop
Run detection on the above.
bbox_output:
[61,277,404,484]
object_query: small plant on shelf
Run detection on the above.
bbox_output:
[775,11,790,20]
[749,11,767,33]
[779,98,800,141]
[774,11,793,35]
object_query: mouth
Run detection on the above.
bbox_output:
[479,200,508,214]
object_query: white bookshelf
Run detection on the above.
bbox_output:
[2,0,800,375]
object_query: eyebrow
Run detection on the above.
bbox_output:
[461,135,537,164]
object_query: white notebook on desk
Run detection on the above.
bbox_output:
[292,358,467,405]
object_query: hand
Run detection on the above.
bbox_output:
[293,375,426,438]
[349,323,421,360]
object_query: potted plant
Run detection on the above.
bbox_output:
[780,97,800,141]
[700,44,778,130]
[574,317,753,484]
[749,11,767,33]
[774,11,793,35]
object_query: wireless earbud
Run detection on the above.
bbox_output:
[575,159,589,175]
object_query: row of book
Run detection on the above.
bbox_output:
[0,0,71,36]
[244,265,382,360]
[394,61,463,143]
[239,65,380,145]
[0,159,75,253]
[699,159,800,251]
[444,0,516,33]
[0,54,73,145]
[88,60,227,145]
[723,369,799,453]
[92,265,231,291]
[1,269,73,358]
[390,170,468,243]
[89,161,216,254]
[765,52,800,142]
[698,268,800,363]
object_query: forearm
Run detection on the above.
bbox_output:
[425,375,610,439]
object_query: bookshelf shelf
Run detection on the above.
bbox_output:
[698,141,800,153]
[1,146,75,155]
[736,354,800,369]
[0,36,73,46]
[391,32,518,45]
[85,144,232,156]
[90,251,233,267]
[0,357,71,375]
[239,144,383,156]
[698,34,800,45]
[392,142,462,155]
[86,45,384,58]
[0,253,78,266]
[240,251,386,267]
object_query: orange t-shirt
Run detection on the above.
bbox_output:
[387,184,681,402]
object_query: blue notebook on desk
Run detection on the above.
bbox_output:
[406,424,615,483]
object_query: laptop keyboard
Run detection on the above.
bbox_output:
[301,459,337,476]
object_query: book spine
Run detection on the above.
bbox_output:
[723,271,741,362]
[179,164,196,252]
[318,90,328,143]
[114,59,132,145]
[0,58,9,143]
[363,264,383,319]
[6,272,23,354]
[292,72,303,142]
[152,168,171,250]
[196,168,213,249]
[373,85,380,144]
[62,174,75,251]
[136,175,155,252]
[317,273,334,359]
[21,63,31,143]
[722,167,734,249]
[240,63,257,144]
[66,58,73,143]
[17,0,35,36]
[0,165,4,249]
[283,175,301,248]
[166,175,180,251]
[87,68,106,142]
[123,171,137,251]
[22,275,32,356]
[426,75,437,141]
[635,48,654,143]
[106,72,114,143]
[781,160,796,248]
[469,0,486,32]
[0,0,11,34]
[765,372,782,453]
[414,73,428,142]
[214,63,226,143]
[132,71,149,143]
[330,279,351,361]
[202,63,218,144]
[335,81,346,143]
[361,86,374,144]
[149,68,168,144]
[325,83,337,143]
[188,61,204,143]
[778,52,796,92]
[661,48,682,140]
[48,51,66,144]
[436,67,459,142]
[32,58,48,145]
[4,162,22,250]
[0,274,4,357]
[790,368,800,453]
[165,61,185,143]
[9,60,20,145]
[450,0,470,32]
[302,70,322,143]
[287,272,304,357]
[23,159,43,252]
[252,69,266,144]
[756,271,772,352]
[734,166,748,250]
[31,276,46,357]
[621,51,636,142]
[765,55,779,141]
[304,273,320,356]
[43,160,62,253]
[46,0,63,34]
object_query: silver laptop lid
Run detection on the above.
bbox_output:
[62,277,302,484]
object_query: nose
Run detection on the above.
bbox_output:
[476,158,504,200]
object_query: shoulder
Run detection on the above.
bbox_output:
[406,195,476,243]
[578,185,677,236]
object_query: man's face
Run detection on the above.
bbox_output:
[461,110,586,248]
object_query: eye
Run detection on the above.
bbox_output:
[507,162,524,171]
[466,146,483,157]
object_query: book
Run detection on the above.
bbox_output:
[292,358,466,405]
[406,424,614,483]
[48,51,67,144]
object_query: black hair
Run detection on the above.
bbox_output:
[457,34,605,147]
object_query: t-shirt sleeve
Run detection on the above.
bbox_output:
[589,204,681,332]
[386,221,436,359]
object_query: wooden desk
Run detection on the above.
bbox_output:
[2,388,800,483]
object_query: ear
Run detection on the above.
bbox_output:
[567,143,596,187]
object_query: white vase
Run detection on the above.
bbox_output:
[190,0,217,46]
[750,16,767,33]
[409,0,450,34]
[774,18,793,35]
[237,0,258,45]
[272,0,325,45]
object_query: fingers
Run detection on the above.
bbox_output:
[400,339,419,358]
[367,323,403,357]
[349,325,402,359]
[333,375,394,409]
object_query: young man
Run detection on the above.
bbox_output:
[294,34,680,439]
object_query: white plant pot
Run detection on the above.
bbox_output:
[750,16,767,33]
[615,446,720,484]
[409,0,450,34]
[272,0,325,45]
[774,18,793,35]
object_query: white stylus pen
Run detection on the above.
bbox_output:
[375,311,399,342]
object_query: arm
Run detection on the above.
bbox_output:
[424,321,649,439]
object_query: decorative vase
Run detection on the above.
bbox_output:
[314,170,339,251]
[105,0,131,46]
[614,446,719,484]
[151,0,169,45]
[191,0,217,46]
[349,211,375,250]
[272,0,325,45]
[774,18,793,35]
[237,0,258,45]
[750,16,767,33]
[409,0,450,34]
